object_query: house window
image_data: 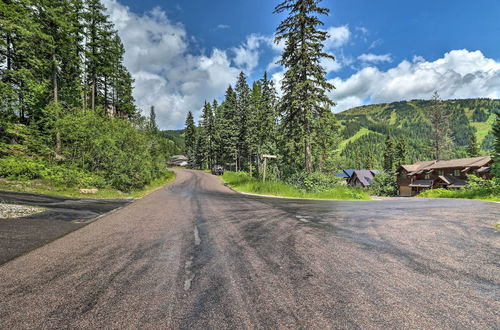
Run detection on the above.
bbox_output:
[454,169,460,176]
[438,170,444,176]
[425,174,430,179]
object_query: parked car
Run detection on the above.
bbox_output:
[211,165,224,176]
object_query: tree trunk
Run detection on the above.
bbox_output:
[91,80,96,111]
[304,118,312,173]
[52,53,61,155]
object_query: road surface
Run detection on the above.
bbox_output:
[0,190,131,264]
[0,169,498,329]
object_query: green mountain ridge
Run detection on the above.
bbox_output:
[336,98,499,169]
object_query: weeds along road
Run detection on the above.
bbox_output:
[0,169,498,329]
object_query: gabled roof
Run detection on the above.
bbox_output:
[400,156,492,173]
[430,156,491,169]
[343,169,356,178]
[350,169,377,187]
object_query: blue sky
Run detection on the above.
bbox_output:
[103,0,500,129]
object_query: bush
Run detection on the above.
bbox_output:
[0,156,105,188]
[0,156,46,180]
[221,171,370,200]
[370,172,398,196]
[56,110,170,191]
[287,172,343,192]
[419,175,500,200]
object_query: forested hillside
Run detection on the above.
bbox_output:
[0,0,176,193]
[336,98,499,169]
[177,97,498,173]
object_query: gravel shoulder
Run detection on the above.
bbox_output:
[0,203,46,219]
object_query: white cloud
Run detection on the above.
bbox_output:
[232,34,271,73]
[324,26,351,49]
[215,24,230,30]
[330,49,500,112]
[358,53,392,63]
[103,0,240,129]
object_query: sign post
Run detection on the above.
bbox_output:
[261,154,277,182]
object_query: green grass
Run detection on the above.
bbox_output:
[221,171,370,200]
[0,171,176,199]
[339,127,380,151]
[418,188,500,202]
[471,122,492,144]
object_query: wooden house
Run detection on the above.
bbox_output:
[396,156,492,196]
[347,170,379,188]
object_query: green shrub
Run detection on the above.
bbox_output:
[370,172,398,196]
[0,156,105,188]
[0,156,46,180]
[419,175,500,201]
[222,171,370,200]
[287,172,343,192]
[56,110,170,191]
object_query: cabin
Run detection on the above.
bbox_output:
[169,155,188,167]
[396,156,492,196]
[347,170,379,188]
[335,169,355,183]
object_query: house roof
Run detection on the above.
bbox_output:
[343,169,356,178]
[476,166,490,174]
[335,172,349,178]
[351,169,377,187]
[400,156,492,174]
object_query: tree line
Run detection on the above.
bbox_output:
[1,0,135,122]
[184,0,341,178]
[0,0,175,191]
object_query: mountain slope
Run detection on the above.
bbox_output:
[336,98,499,169]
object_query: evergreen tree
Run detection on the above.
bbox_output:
[0,0,48,122]
[199,101,215,169]
[274,0,335,173]
[383,136,395,173]
[246,80,262,175]
[184,111,196,161]
[394,138,408,169]
[313,111,340,173]
[466,134,480,157]
[234,71,250,171]
[258,72,278,155]
[149,106,158,133]
[428,91,452,160]
[219,85,239,168]
[193,130,204,169]
[492,112,500,177]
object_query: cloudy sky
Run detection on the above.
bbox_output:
[102,0,500,129]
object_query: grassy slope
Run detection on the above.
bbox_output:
[221,172,370,200]
[339,127,378,151]
[0,171,176,199]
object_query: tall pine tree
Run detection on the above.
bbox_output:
[274,0,335,173]
[184,111,196,162]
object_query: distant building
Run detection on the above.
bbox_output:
[169,155,188,167]
[347,170,379,188]
[335,169,355,182]
[396,156,492,196]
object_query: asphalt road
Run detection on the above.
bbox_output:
[0,191,132,264]
[0,170,498,329]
